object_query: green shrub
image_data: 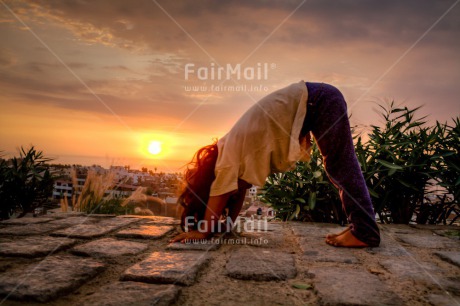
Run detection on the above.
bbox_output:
[0,147,54,220]
[261,102,459,225]
[355,103,439,223]
[434,117,460,203]
[418,117,460,225]
[260,142,346,223]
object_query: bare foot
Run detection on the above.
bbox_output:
[325,228,369,248]
[326,226,351,239]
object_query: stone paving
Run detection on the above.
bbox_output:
[0,213,458,305]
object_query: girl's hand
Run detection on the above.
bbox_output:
[169,230,210,243]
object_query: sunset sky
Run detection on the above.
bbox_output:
[1,0,459,172]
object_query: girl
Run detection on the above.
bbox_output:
[171,81,380,247]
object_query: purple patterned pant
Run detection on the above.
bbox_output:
[303,82,380,247]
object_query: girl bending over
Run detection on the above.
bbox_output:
[171,81,380,247]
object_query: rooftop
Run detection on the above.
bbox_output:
[0,213,459,305]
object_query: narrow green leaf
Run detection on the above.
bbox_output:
[441,151,456,157]
[308,192,317,210]
[377,159,403,170]
[388,168,397,176]
[289,204,300,221]
[368,188,380,198]
[396,178,419,191]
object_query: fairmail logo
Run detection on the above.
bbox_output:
[184,62,275,81]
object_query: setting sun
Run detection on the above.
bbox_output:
[148,141,162,155]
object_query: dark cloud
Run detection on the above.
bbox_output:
[14,0,457,52]
[0,48,16,67]
[0,66,227,130]
[1,0,459,128]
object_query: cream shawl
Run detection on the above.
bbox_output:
[210,81,310,196]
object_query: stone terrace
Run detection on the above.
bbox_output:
[0,213,459,305]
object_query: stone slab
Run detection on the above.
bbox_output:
[145,217,181,226]
[310,266,402,305]
[433,229,460,241]
[434,251,460,268]
[96,217,141,228]
[81,282,181,306]
[289,222,341,238]
[0,217,54,225]
[366,233,410,257]
[381,224,419,235]
[301,249,359,264]
[119,215,180,225]
[236,231,284,248]
[47,212,86,218]
[86,214,117,218]
[396,233,459,249]
[116,224,175,239]
[379,258,439,284]
[166,233,225,251]
[238,219,283,232]
[167,240,221,251]
[121,251,210,286]
[255,221,283,232]
[0,259,12,273]
[0,236,76,257]
[299,237,359,264]
[412,224,460,231]
[0,223,68,236]
[0,255,105,302]
[226,248,296,281]
[440,276,460,296]
[426,293,460,306]
[51,224,118,238]
[49,216,98,226]
[71,238,148,258]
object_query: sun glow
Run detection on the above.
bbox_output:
[137,131,213,165]
[148,141,162,155]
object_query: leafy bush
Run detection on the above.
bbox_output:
[415,194,459,225]
[433,118,460,204]
[417,117,460,225]
[260,142,346,223]
[0,147,54,220]
[261,102,459,225]
[355,103,439,223]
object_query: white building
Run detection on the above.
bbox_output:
[52,180,73,199]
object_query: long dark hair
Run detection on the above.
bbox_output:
[178,142,218,231]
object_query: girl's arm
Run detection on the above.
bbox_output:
[170,193,231,242]
[170,180,251,243]
[226,183,250,224]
